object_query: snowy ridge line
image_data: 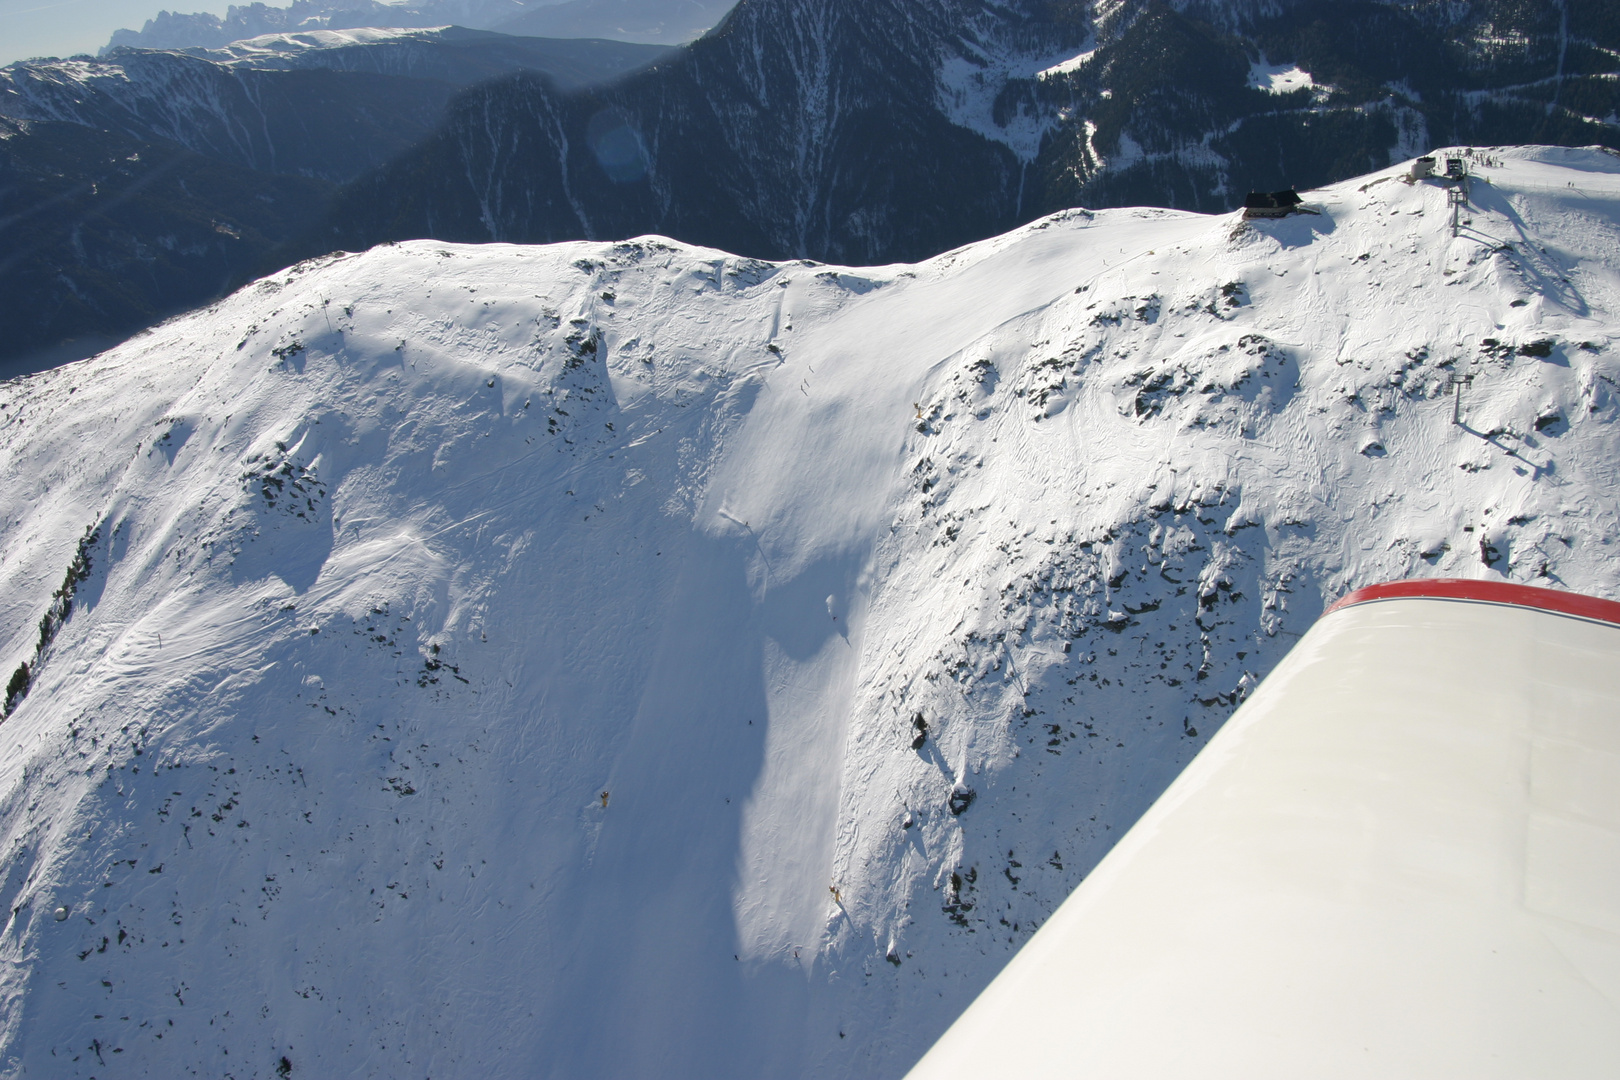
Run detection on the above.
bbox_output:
[0,146,1616,1078]
[186,26,459,60]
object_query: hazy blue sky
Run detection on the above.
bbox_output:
[0,0,227,65]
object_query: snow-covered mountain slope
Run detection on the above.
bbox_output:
[2,146,1618,1079]
[198,25,449,55]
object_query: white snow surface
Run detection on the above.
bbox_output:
[188,26,458,64]
[1247,57,1314,94]
[1,146,1620,1078]
[933,14,1092,163]
[1038,45,1097,78]
[937,48,1071,162]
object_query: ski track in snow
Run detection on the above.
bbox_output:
[0,146,1618,1078]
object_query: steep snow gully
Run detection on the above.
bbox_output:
[0,145,1618,1078]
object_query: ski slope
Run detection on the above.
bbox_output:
[0,145,1617,1078]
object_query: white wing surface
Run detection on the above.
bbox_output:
[906,581,1620,1079]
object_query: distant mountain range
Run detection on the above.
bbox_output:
[4,0,1617,376]
[103,0,738,52]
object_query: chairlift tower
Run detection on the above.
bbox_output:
[1446,156,1470,237]
[1448,368,1473,425]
